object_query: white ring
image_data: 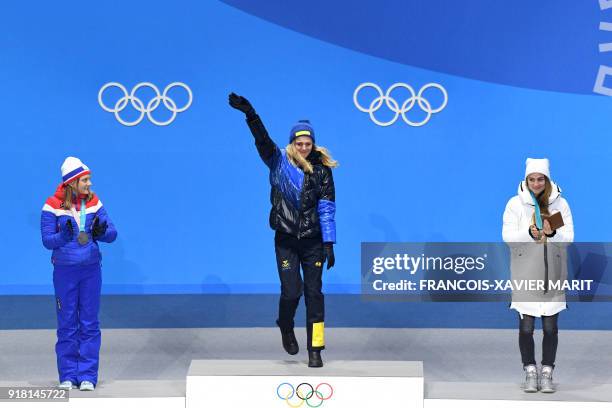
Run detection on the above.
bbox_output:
[98,82,129,113]
[368,96,399,127]
[114,96,145,127]
[353,82,447,127]
[386,83,416,113]
[98,82,192,126]
[163,82,193,113]
[147,96,177,126]
[417,83,448,114]
[130,82,161,113]
[402,97,432,127]
[353,82,385,113]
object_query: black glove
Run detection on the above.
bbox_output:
[323,243,335,270]
[228,92,255,117]
[61,218,74,242]
[92,216,108,240]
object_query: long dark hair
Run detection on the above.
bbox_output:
[526,175,552,217]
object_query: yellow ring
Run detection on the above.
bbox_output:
[284,395,305,408]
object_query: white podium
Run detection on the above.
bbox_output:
[186,359,423,408]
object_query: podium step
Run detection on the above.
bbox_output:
[425,381,612,408]
[0,380,185,408]
[187,359,424,408]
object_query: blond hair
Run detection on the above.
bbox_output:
[285,144,338,174]
[63,181,93,209]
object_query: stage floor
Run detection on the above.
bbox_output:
[1,328,611,401]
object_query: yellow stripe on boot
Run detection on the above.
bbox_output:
[312,322,325,348]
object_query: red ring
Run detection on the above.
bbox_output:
[315,383,334,400]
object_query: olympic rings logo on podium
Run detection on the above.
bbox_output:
[98,82,193,126]
[276,382,334,407]
[353,82,448,127]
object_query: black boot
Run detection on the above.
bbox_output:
[277,321,299,355]
[308,350,323,368]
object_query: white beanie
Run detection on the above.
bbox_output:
[61,157,90,185]
[525,158,550,179]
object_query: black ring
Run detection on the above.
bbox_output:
[296,383,314,400]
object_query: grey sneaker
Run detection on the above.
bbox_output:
[79,381,95,391]
[523,365,538,392]
[58,381,74,390]
[540,365,555,393]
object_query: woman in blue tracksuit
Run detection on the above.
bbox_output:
[40,157,117,391]
[229,93,338,368]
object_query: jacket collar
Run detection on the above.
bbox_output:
[53,183,95,209]
[306,149,322,166]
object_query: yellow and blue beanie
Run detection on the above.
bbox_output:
[289,120,315,144]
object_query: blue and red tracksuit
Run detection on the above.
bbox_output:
[40,184,117,385]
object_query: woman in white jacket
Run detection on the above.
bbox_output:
[502,158,574,393]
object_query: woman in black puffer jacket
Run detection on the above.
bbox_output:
[229,92,338,368]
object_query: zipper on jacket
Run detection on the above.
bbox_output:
[296,173,309,240]
[543,242,549,294]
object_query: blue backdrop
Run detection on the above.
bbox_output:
[1,0,612,297]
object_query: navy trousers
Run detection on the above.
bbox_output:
[274,232,325,351]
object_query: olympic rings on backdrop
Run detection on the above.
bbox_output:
[353,82,448,127]
[98,82,192,126]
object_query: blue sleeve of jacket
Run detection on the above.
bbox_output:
[41,211,68,250]
[318,166,336,243]
[95,206,117,243]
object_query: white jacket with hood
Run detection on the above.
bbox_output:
[502,180,574,317]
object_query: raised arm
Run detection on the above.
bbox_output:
[228,92,279,167]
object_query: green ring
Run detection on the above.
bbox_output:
[305,390,325,408]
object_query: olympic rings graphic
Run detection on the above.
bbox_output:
[353,82,448,127]
[98,82,193,126]
[276,382,333,407]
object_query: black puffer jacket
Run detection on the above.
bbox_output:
[246,115,336,242]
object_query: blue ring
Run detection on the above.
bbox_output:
[276,383,295,400]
